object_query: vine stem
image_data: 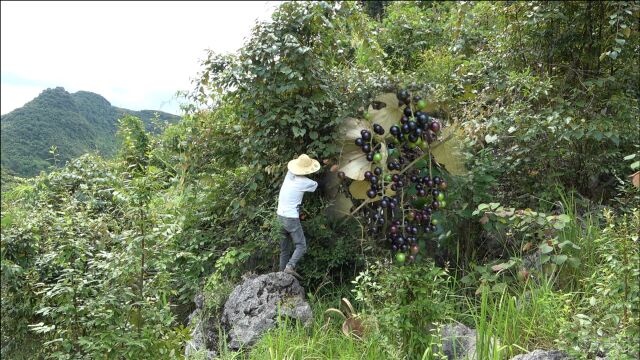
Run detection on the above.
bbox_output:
[398,129,453,176]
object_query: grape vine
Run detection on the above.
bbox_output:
[336,89,454,264]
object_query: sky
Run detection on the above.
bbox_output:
[1,1,282,115]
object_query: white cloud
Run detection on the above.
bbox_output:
[1,1,281,115]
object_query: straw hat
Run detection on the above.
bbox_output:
[288,154,321,175]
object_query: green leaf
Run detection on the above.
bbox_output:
[292,126,306,137]
[540,243,553,254]
[477,203,490,211]
[552,254,568,265]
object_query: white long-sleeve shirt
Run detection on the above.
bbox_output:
[276,170,318,218]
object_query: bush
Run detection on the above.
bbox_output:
[352,260,455,358]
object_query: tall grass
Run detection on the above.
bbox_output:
[245,308,392,359]
[556,190,601,289]
[467,278,573,359]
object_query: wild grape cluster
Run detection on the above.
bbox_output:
[339,88,448,264]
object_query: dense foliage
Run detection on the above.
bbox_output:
[2,1,639,359]
[0,87,180,177]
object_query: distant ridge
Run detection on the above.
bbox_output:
[0,87,180,177]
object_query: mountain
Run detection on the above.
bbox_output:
[1,87,180,177]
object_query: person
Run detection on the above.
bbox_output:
[276,154,321,279]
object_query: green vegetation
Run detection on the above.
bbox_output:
[2,1,639,359]
[1,87,180,177]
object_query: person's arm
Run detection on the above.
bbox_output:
[301,177,318,192]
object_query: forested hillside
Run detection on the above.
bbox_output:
[1,2,638,359]
[0,87,180,176]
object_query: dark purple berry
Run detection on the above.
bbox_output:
[400,116,409,124]
[390,125,400,135]
[408,121,417,131]
[397,89,409,101]
[366,153,374,161]
[374,167,382,176]
[355,138,364,146]
[362,143,371,153]
[364,171,372,180]
[367,189,377,198]
[401,123,410,134]
[404,106,413,117]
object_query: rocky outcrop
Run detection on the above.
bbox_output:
[221,272,313,350]
[510,349,571,360]
[184,294,217,359]
[437,323,478,360]
[185,272,313,357]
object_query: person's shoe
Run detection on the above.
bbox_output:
[284,266,302,280]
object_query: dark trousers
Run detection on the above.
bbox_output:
[277,215,307,271]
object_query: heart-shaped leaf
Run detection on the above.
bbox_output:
[367,93,403,133]
[349,180,374,200]
[337,117,371,143]
[325,192,353,220]
[338,144,370,180]
[430,124,467,176]
[338,143,387,181]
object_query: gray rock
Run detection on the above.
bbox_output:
[184,294,217,359]
[510,349,571,360]
[437,323,477,360]
[221,272,313,350]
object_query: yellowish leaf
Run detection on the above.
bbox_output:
[367,93,403,133]
[337,117,371,143]
[349,180,373,200]
[325,192,353,220]
[430,124,467,176]
[631,171,640,188]
[338,144,370,180]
